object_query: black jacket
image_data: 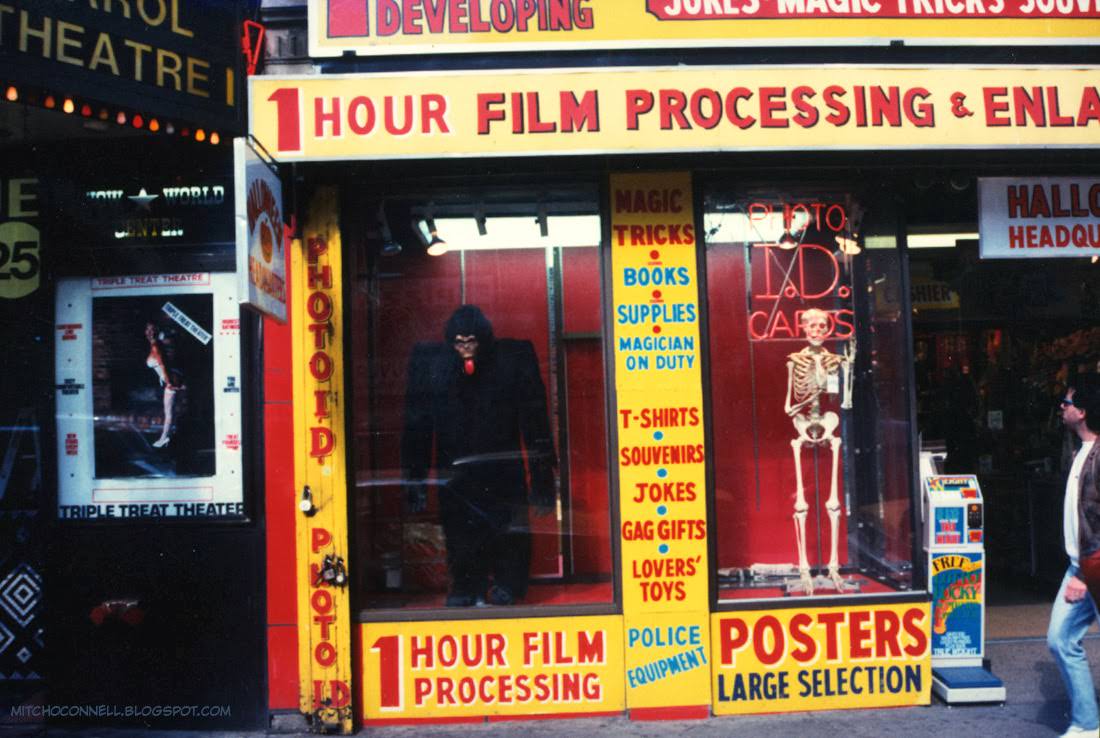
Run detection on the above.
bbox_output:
[401,338,555,507]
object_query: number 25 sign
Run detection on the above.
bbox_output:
[0,178,42,300]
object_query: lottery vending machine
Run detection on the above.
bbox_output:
[921,468,1006,703]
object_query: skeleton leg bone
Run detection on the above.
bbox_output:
[791,438,813,595]
[826,434,843,590]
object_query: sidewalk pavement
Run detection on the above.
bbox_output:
[0,637,1094,738]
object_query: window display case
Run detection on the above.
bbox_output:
[704,187,917,601]
[347,184,614,614]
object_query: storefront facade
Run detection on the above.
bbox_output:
[249,1,1100,731]
[1,0,269,728]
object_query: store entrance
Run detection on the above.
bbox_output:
[909,229,1100,614]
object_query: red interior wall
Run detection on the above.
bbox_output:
[354,250,464,592]
[561,247,610,576]
[707,244,850,571]
[352,244,612,592]
[464,249,559,576]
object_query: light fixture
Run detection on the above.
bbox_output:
[949,175,971,192]
[377,202,402,256]
[116,111,126,125]
[4,86,16,102]
[835,234,862,255]
[132,114,144,128]
[420,214,600,253]
[148,118,160,132]
[44,95,56,109]
[425,218,448,256]
[62,98,74,114]
[210,132,220,145]
[907,227,979,249]
[537,206,549,237]
[80,104,92,117]
[165,122,175,135]
[195,128,206,142]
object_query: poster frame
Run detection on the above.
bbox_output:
[54,272,247,522]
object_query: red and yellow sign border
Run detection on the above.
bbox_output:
[292,187,354,733]
[308,0,1100,57]
[250,66,1100,164]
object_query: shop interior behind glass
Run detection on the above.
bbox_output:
[905,171,1100,602]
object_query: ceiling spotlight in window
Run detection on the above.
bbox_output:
[537,206,549,238]
[425,219,448,257]
[377,202,402,256]
[835,234,862,255]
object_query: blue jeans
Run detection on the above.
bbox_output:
[1049,565,1100,730]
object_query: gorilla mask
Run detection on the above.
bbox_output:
[445,305,494,376]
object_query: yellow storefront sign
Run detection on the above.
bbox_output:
[359,616,625,720]
[292,188,354,734]
[308,0,1100,56]
[611,173,711,713]
[250,67,1100,162]
[711,602,932,715]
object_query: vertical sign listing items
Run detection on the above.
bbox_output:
[610,172,711,714]
[292,188,353,734]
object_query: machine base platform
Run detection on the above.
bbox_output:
[932,666,1006,704]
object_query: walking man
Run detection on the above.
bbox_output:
[1048,375,1100,738]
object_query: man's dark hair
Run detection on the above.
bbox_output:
[1071,374,1100,433]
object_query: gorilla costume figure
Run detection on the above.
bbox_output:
[401,305,556,607]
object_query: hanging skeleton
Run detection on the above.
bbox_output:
[784,308,855,595]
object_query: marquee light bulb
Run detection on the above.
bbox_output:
[44,95,56,109]
[132,114,144,129]
[4,86,17,102]
[149,118,160,132]
[62,98,75,114]
[116,111,127,125]
[209,132,220,145]
[195,128,206,142]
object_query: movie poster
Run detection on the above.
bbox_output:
[55,273,245,520]
[92,294,216,479]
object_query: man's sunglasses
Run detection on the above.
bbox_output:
[1061,398,1077,408]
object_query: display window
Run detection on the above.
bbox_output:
[704,187,916,602]
[348,184,614,614]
